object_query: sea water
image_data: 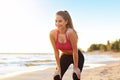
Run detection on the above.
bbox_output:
[0,53,120,78]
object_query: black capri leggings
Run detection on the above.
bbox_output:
[60,49,84,78]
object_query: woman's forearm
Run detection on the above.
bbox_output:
[54,51,61,70]
[73,50,78,69]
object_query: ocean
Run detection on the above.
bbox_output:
[0,53,120,78]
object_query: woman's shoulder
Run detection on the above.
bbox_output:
[66,28,75,35]
[66,28,78,39]
[50,29,57,37]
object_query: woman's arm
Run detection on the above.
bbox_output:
[67,29,78,69]
[49,30,61,71]
[67,29,80,78]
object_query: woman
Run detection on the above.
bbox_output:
[49,10,84,80]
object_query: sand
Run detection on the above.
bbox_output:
[1,53,120,80]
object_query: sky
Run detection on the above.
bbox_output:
[0,0,120,53]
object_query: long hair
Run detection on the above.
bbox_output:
[56,10,78,38]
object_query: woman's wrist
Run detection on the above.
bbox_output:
[73,67,79,69]
[73,66,78,69]
[56,66,61,71]
[73,67,80,71]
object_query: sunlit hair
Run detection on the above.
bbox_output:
[56,10,78,38]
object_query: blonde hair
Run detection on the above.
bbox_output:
[56,10,78,38]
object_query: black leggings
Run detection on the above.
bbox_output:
[60,49,84,79]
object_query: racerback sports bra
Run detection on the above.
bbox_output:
[56,30,72,50]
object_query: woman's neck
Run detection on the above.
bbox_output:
[58,28,67,34]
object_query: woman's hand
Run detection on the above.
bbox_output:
[73,67,80,79]
[53,69,61,79]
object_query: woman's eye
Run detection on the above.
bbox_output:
[55,20,62,23]
[58,20,62,22]
[55,20,57,22]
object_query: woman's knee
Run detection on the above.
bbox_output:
[53,75,61,80]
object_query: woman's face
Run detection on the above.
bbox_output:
[55,14,67,30]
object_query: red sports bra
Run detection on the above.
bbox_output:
[56,30,72,51]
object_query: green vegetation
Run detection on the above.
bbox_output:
[87,39,120,52]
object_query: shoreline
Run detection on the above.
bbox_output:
[86,50,120,54]
[1,53,120,80]
[0,60,114,80]
[1,60,120,80]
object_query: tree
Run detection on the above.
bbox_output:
[99,44,107,51]
[111,39,120,52]
[87,44,99,51]
[107,40,111,51]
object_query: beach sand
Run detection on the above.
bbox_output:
[1,53,120,80]
[1,61,120,80]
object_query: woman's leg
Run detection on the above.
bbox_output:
[78,49,85,72]
[54,50,84,80]
[73,49,85,80]
[60,54,73,79]
[60,50,84,78]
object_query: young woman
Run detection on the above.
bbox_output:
[49,10,84,80]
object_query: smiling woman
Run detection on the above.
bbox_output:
[50,10,84,80]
